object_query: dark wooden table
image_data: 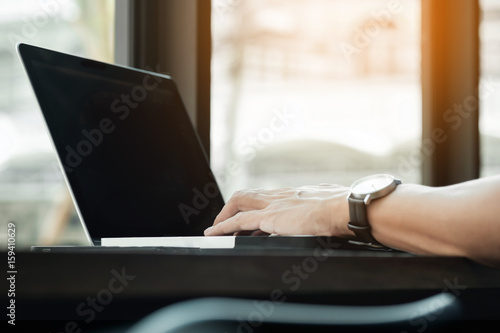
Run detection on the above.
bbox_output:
[7,248,500,331]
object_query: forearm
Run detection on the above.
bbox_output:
[365,176,500,266]
[205,174,500,266]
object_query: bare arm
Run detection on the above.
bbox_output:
[204,176,500,267]
[368,176,500,267]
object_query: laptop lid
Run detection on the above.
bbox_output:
[18,43,225,245]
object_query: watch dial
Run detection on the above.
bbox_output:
[351,174,394,195]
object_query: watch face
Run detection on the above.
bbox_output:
[351,174,396,196]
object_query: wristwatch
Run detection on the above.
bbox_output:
[347,174,401,249]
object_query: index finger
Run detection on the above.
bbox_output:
[213,190,269,226]
[206,210,262,236]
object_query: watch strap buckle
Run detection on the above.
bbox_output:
[348,222,390,250]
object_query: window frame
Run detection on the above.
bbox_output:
[421,0,480,186]
[114,0,212,159]
[115,0,481,185]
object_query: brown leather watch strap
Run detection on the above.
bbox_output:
[347,196,386,248]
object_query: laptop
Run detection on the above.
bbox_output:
[18,43,380,253]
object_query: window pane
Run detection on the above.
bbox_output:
[211,0,421,199]
[0,0,114,247]
[480,0,500,177]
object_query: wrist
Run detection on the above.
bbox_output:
[367,183,421,247]
[347,174,402,248]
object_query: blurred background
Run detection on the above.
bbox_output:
[0,0,499,248]
[211,0,422,197]
[0,0,114,247]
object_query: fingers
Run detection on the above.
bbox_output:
[213,190,270,226]
[205,210,262,236]
[249,230,271,236]
[233,230,269,236]
[207,185,350,237]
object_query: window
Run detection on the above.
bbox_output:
[480,0,500,177]
[0,0,114,247]
[211,0,421,199]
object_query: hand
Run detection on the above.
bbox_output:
[204,184,353,237]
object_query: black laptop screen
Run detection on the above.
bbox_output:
[19,44,224,243]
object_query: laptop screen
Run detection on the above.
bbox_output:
[18,44,224,244]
